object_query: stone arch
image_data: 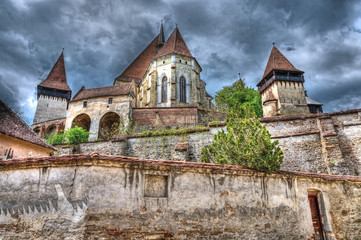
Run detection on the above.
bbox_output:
[98,112,121,140]
[71,113,91,131]
[33,127,41,135]
[46,125,56,136]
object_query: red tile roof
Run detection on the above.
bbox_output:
[262,47,303,80]
[0,100,55,150]
[71,83,132,102]
[155,27,192,58]
[4,153,361,182]
[38,52,71,92]
[114,35,160,84]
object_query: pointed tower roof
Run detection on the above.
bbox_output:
[155,27,192,58]
[114,35,160,83]
[157,21,165,48]
[262,46,303,80]
[38,51,71,92]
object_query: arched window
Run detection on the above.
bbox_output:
[161,76,167,103]
[179,76,187,102]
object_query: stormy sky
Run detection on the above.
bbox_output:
[1,0,361,123]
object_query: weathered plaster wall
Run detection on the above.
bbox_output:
[33,95,68,124]
[0,155,360,239]
[66,95,132,141]
[0,133,53,159]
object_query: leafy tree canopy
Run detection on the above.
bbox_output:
[215,78,263,118]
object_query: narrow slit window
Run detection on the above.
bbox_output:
[161,76,167,103]
[179,76,187,103]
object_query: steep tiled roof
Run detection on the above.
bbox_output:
[262,47,303,80]
[155,27,192,58]
[0,99,55,150]
[114,35,160,84]
[38,52,71,92]
[71,83,132,102]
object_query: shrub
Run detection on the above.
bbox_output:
[44,131,65,145]
[201,105,283,172]
[65,126,90,145]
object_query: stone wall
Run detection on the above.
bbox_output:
[262,109,361,175]
[55,109,361,176]
[0,154,360,239]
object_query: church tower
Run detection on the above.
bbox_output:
[33,51,72,124]
[257,46,309,117]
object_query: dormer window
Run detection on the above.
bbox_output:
[83,101,87,108]
[108,98,113,104]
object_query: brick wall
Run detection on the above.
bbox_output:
[132,107,199,129]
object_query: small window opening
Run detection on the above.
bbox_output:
[83,101,87,108]
[163,61,165,64]
[179,60,182,63]
[185,61,187,65]
[108,98,113,104]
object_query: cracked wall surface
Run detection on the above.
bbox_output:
[0,155,360,239]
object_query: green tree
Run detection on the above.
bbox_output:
[201,105,283,172]
[215,78,263,118]
[65,126,90,144]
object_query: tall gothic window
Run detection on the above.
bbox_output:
[161,76,167,103]
[179,76,187,103]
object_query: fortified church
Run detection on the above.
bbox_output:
[1,24,361,240]
[31,24,322,141]
[32,24,216,141]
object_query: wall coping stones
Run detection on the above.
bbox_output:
[2,154,361,183]
[260,108,361,122]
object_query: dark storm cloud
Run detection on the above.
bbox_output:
[1,0,361,121]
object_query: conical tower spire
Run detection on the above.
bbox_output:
[157,20,165,50]
[155,26,192,58]
[38,51,71,92]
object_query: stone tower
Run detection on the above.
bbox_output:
[257,46,309,117]
[33,51,72,124]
